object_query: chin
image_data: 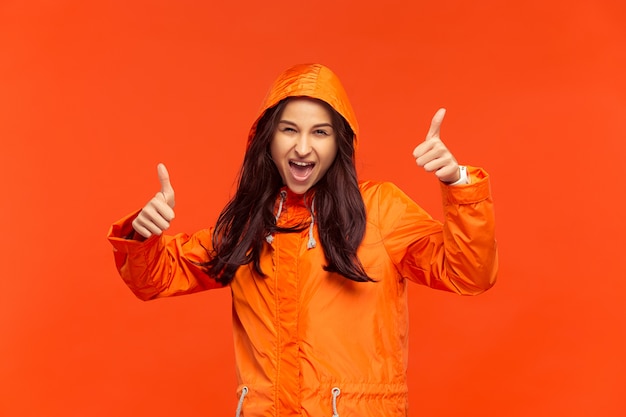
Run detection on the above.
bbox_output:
[286,185,310,195]
[284,178,318,195]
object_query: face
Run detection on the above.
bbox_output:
[270,98,338,195]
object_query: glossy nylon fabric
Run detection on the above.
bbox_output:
[107,64,498,417]
[248,63,359,148]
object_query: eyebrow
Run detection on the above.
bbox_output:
[278,120,334,129]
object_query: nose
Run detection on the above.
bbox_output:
[295,134,312,156]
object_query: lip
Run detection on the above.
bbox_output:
[289,160,315,182]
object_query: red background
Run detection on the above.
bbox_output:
[1,1,625,416]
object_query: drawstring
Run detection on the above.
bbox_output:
[236,385,339,416]
[235,386,248,417]
[331,387,341,417]
[265,191,316,250]
[266,191,287,244]
[307,197,316,249]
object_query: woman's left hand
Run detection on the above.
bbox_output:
[412,108,460,184]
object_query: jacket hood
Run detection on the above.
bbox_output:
[247,63,359,148]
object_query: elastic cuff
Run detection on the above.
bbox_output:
[440,166,492,205]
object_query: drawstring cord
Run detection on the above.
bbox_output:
[236,385,338,416]
[265,191,316,250]
[331,387,341,417]
[307,197,316,249]
[266,191,287,244]
[235,386,248,417]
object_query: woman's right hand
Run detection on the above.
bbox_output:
[132,163,176,239]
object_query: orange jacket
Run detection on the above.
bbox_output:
[107,64,498,417]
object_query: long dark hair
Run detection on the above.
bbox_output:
[204,97,373,285]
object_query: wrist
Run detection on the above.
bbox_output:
[443,166,469,186]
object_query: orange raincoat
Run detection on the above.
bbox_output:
[108,64,498,417]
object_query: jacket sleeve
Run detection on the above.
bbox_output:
[378,166,498,295]
[106,210,224,300]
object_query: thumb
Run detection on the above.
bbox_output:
[157,163,175,208]
[427,108,446,139]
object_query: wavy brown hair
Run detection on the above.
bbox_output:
[204,97,373,285]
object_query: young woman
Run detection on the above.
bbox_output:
[108,63,498,417]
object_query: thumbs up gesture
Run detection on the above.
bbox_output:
[412,108,461,184]
[132,163,176,239]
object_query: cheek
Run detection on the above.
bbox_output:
[324,141,339,166]
[269,139,281,164]
[317,143,339,178]
[268,140,285,179]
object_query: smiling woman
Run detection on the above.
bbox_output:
[107,63,498,417]
[270,98,339,195]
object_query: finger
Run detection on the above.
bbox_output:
[422,153,455,173]
[414,139,446,167]
[157,163,175,208]
[141,219,167,236]
[136,220,165,237]
[141,198,174,226]
[413,108,447,159]
[421,149,459,183]
[435,165,460,183]
[151,194,175,222]
[426,108,446,139]
[134,209,169,235]
[132,218,153,239]
[412,140,433,161]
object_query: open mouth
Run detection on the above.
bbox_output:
[289,160,315,180]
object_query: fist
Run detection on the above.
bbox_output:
[412,108,460,184]
[131,163,176,239]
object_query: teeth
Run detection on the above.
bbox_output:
[292,161,313,166]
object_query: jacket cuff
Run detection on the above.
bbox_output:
[439,166,492,205]
[107,209,159,253]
